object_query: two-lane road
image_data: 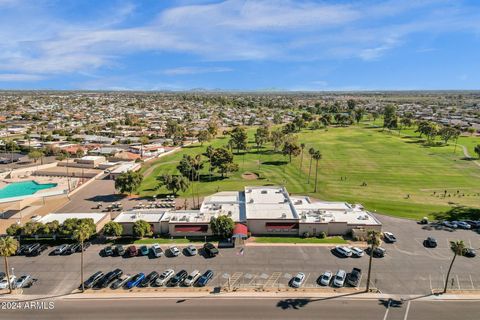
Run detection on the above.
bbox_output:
[1,297,479,320]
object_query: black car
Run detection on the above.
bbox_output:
[203,243,219,258]
[139,271,159,287]
[115,245,125,256]
[346,268,362,287]
[424,237,437,248]
[82,271,104,289]
[81,242,91,251]
[27,244,48,257]
[366,247,386,258]
[17,244,33,255]
[95,269,123,289]
[103,246,114,256]
[68,243,81,254]
[197,270,214,287]
[169,270,188,287]
[463,248,476,258]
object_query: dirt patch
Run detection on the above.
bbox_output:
[242,172,259,180]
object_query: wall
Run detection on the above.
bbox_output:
[247,219,299,236]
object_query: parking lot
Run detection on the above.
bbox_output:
[2,214,480,296]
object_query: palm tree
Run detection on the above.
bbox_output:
[299,143,305,173]
[365,230,382,292]
[73,224,93,292]
[0,236,19,294]
[443,240,465,293]
[307,148,315,184]
[313,151,322,193]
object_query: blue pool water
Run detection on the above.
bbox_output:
[0,181,58,199]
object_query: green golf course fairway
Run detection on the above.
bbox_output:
[138,124,480,220]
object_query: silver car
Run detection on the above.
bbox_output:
[291,272,306,288]
[319,271,332,286]
[333,269,346,287]
[185,245,197,256]
[155,269,175,286]
[169,246,180,257]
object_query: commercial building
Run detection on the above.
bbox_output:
[113,186,381,237]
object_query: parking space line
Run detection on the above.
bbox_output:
[263,272,282,288]
[429,274,433,291]
[303,273,311,288]
[403,300,411,320]
[247,275,258,286]
[382,299,391,320]
[469,274,475,289]
[456,275,461,290]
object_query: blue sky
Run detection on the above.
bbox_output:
[0,0,480,91]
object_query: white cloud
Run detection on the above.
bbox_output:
[0,73,44,81]
[163,66,233,75]
[0,0,479,76]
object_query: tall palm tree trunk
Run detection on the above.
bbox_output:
[314,159,319,192]
[443,253,457,293]
[80,239,85,292]
[299,149,304,172]
[366,244,374,292]
[4,255,12,294]
[307,156,313,184]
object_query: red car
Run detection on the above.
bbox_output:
[126,246,138,257]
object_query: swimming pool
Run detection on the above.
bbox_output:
[0,181,58,199]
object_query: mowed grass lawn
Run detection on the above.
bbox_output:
[138,123,480,220]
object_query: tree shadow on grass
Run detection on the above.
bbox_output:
[460,157,476,161]
[262,160,288,166]
[199,174,228,182]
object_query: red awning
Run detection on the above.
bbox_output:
[174,225,208,232]
[265,222,299,230]
[233,223,248,235]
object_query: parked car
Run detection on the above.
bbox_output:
[80,242,91,251]
[115,245,125,256]
[0,275,16,289]
[184,270,201,286]
[169,270,188,287]
[24,243,40,255]
[138,245,148,256]
[126,246,138,257]
[103,246,114,256]
[350,247,364,257]
[318,271,333,286]
[151,244,163,258]
[54,244,70,255]
[463,248,476,258]
[203,243,219,258]
[169,246,180,257]
[334,246,352,257]
[17,244,30,255]
[95,269,123,289]
[155,269,175,287]
[197,270,214,287]
[125,273,145,289]
[465,220,480,228]
[443,221,457,229]
[0,272,5,281]
[424,237,438,248]
[291,272,306,288]
[15,275,33,288]
[68,243,81,254]
[111,274,132,290]
[346,268,362,287]
[455,221,471,229]
[27,244,48,257]
[366,246,386,258]
[383,232,397,243]
[139,271,159,287]
[82,271,104,289]
[333,269,347,287]
[185,245,198,256]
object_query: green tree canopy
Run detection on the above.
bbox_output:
[210,215,235,239]
[229,126,248,153]
[115,170,143,195]
[133,219,153,238]
[157,174,190,196]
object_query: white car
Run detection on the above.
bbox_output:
[155,269,175,286]
[151,244,163,258]
[169,246,180,257]
[0,275,16,289]
[333,269,346,287]
[319,271,332,286]
[291,272,306,288]
[15,275,33,288]
[185,245,197,256]
[351,247,364,257]
[334,246,352,257]
[184,270,201,286]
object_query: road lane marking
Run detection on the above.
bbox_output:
[403,300,411,320]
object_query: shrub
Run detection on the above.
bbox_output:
[318,232,327,239]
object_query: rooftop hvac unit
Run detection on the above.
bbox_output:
[249,199,254,203]
[171,216,177,221]
[228,211,232,216]
[281,213,287,218]
[261,190,268,194]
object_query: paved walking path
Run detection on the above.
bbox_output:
[459,144,480,167]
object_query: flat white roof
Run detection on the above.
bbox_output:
[39,213,108,224]
[244,186,298,220]
[114,210,168,223]
[80,156,105,161]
